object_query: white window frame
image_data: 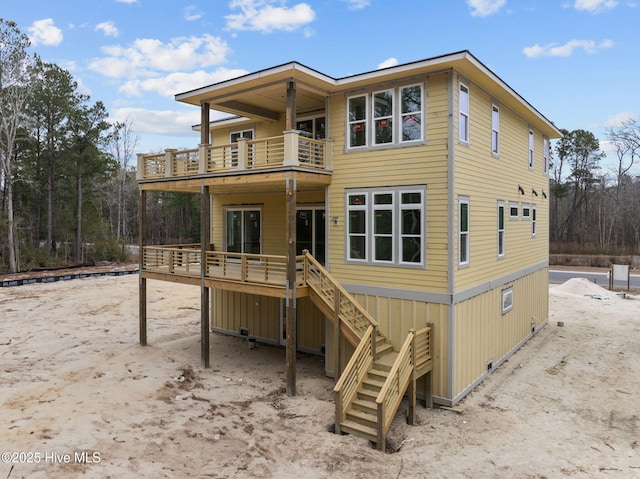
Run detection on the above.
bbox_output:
[528,129,534,169]
[509,201,519,220]
[459,196,470,267]
[345,186,426,268]
[346,83,424,149]
[531,204,537,237]
[491,104,500,156]
[347,94,368,148]
[522,203,531,220]
[459,83,470,143]
[543,137,549,175]
[497,200,505,258]
[502,287,513,314]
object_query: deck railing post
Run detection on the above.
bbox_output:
[408,329,416,425]
[333,288,341,379]
[164,149,176,177]
[236,137,248,169]
[282,130,300,166]
[136,153,145,180]
[198,143,209,174]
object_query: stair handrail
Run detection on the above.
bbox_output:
[375,329,416,448]
[333,325,376,433]
[304,251,378,338]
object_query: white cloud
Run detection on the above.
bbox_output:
[95,21,119,37]
[27,18,63,46]
[115,0,137,3]
[523,39,614,57]
[343,0,370,9]
[378,58,399,69]
[573,0,618,13]
[112,107,199,136]
[602,112,636,127]
[184,5,203,21]
[119,68,249,97]
[88,34,232,79]
[226,0,316,33]
[467,0,506,17]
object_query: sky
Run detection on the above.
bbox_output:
[3,0,640,176]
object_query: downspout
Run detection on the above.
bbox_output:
[446,69,456,401]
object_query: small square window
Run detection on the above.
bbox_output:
[509,202,519,220]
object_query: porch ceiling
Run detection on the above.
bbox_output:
[138,168,332,195]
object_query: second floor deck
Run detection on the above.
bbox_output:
[137,131,332,182]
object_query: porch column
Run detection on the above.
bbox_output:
[285,171,297,396]
[200,102,210,145]
[139,189,147,346]
[200,182,211,368]
[286,81,296,131]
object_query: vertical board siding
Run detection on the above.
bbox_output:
[352,292,448,399]
[452,268,548,395]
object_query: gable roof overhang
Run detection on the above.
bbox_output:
[175,50,562,139]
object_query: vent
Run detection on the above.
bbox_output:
[240,327,249,337]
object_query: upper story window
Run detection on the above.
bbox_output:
[491,104,500,155]
[543,137,549,175]
[346,186,426,267]
[509,201,519,220]
[497,201,505,258]
[528,129,534,169]
[531,205,537,236]
[225,207,261,254]
[347,83,423,149]
[459,196,470,267]
[459,83,470,143]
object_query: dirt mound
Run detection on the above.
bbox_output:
[552,277,612,297]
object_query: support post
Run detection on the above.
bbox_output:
[200,102,210,145]
[139,190,147,346]
[408,329,416,425]
[333,289,341,379]
[286,81,296,131]
[285,171,297,396]
[200,182,210,368]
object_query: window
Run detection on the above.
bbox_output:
[509,202,519,220]
[459,83,469,143]
[531,205,537,236]
[346,186,425,266]
[502,287,513,314]
[229,129,254,167]
[543,137,549,175]
[528,129,534,169]
[491,104,500,155]
[225,208,261,254]
[373,90,394,145]
[497,201,505,258]
[522,203,531,220]
[347,84,423,149]
[459,196,470,266]
[348,95,367,148]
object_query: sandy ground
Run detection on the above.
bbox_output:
[1,275,639,479]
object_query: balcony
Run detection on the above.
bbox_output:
[141,245,308,297]
[137,131,332,181]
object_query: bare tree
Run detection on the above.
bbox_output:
[109,118,139,243]
[0,19,34,272]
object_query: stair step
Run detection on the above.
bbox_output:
[340,419,377,443]
[357,387,378,401]
[367,368,389,382]
[362,377,384,391]
[346,408,377,428]
[351,398,377,414]
[375,343,394,358]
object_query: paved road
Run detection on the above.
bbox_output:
[549,269,640,289]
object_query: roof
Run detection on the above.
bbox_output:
[176,50,562,139]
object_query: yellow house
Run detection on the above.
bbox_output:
[136,50,562,450]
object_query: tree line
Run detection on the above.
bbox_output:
[0,19,199,274]
[551,123,640,255]
[2,18,639,274]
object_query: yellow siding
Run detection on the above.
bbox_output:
[352,293,449,400]
[453,73,549,293]
[452,268,548,396]
[326,72,451,293]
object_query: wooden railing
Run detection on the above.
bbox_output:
[375,326,432,448]
[305,251,377,344]
[137,132,332,180]
[141,245,306,287]
[333,325,376,434]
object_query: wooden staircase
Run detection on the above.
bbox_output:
[304,252,433,451]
